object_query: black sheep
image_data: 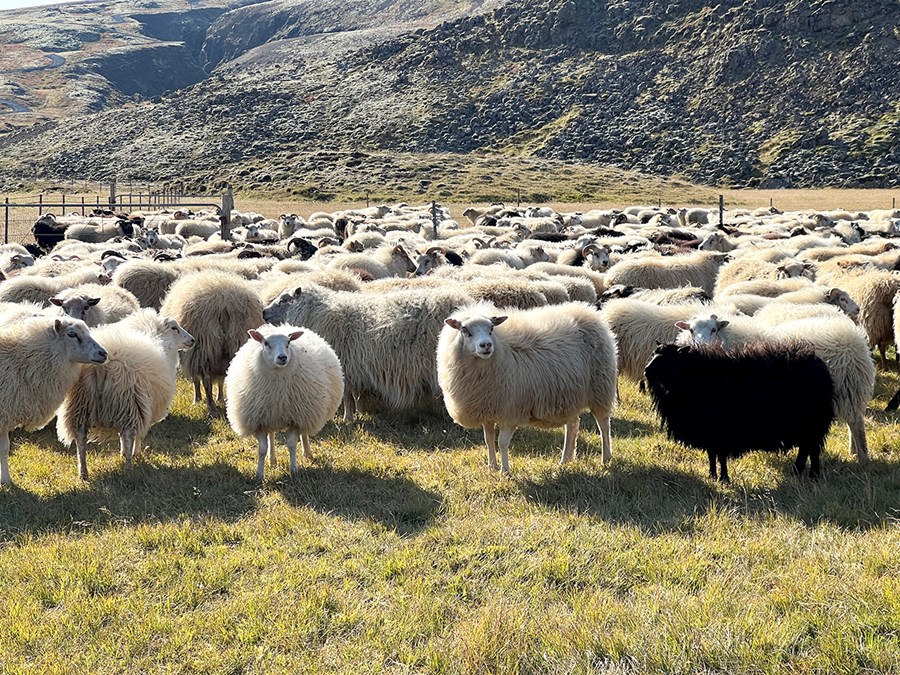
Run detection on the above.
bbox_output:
[31,215,68,251]
[644,342,835,481]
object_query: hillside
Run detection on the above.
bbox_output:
[0,0,898,193]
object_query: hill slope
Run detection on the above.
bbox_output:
[0,0,898,192]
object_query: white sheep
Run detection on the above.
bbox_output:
[604,251,728,295]
[0,316,108,486]
[225,325,344,481]
[49,283,141,326]
[56,309,195,480]
[160,271,264,415]
[437,302,618,474]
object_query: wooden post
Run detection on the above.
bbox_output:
[3,197,8,245]
[516,188,521,208]
[81,196,85,216]
[429,201,439,241]
[769,197,773,208]
[221,186,234,240]
[658,196,661,208]
[366,192,370,208]
[719,195,724,228]
[38,193,43,216]
[62,193,66,215]
[109,178,116,208]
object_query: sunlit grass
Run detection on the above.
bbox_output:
[1,370,898,673]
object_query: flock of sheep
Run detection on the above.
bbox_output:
[0,199,899,486]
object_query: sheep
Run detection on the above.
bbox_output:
[0,247,35,276]
[436,302,617,474]
[160,272,264,416]
[32,213,70,251]
[262,284,473,421]
[716,277,815,299]
[604,251,728,294]
[826,271,899,366]
[326,245,416,279]
[112,259,181,310]
[525,262,606,296]
[63,220,135,243]
[56,310,195,480]
[556,244,611,271]
[0,316,108,486]
[49,284,140,326]
[175,219,221,240]
[225,325,344,481]
[0,266,108,306]
[697,231,738,253]
[644,341,834,481]
[599,299,708,382]
[749,316,873,460]
[714,256,814,294]
[676,208,711,227]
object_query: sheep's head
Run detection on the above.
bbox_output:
[163,316,195,350]
[249,327,303,368]
[415,248,444,276]
[262,288,300,325]
[445,313,507,359]
[50,294,100,322]
[392,245,416,274]
[146,229,160,247]
[674,314,729,345]
[582,244,610,271]
[826,288,860,318]
[55,317,107,364]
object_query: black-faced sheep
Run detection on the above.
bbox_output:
[437,302,617,474]
[644,342,835,481]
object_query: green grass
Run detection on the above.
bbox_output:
[1,373,900,674]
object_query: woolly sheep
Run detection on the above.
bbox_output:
[112,259,181,310]
[56,310,194,480]
[0,316,108,485]
[714,257,814,294]
[225,325,344,481]
[50,283,140,326]
[0,266,108,306]
[437,302,617,474]
[160,272,264,416]
[604,251,728,294]
[826,271,899,366]
[263,284,473,421]
[715,277,815,299]
[645,341,834,481]
[599,299,708,382]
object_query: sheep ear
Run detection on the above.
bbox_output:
[248,330,264,343]
[288,331,304,342]
[445,318,462,330]
[49,297,63,307]
[491,316,508,326]
[87,298,101,307]
[826,288,838,299]
[291,287,303,298]
[393,245,405,254]
[54,319,64,333]
[716,320,730,330]
[674,321,690,331]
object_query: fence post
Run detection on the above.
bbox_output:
[81,196,85,216]
[221,186,234,240]
[62,194,66,215]
[719,194,724,228]
[4,197,8,245]
[894,197,896,210]
[429,201,439,241]
[769,197,773,209]
[366,192,370,208]
[38,193,43,216]
[516,188,521,208]
[658,196,661,209]
[109,178,116,207]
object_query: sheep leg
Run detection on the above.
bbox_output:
[255,432,268,483]
[133,435,144,457]
[216,377,225,403]
[498,425,515,476]
[192,377,202,403]
[300,433,312,461]
[284,429,299,476]
[76,427,89,482]
[707,451,717,479]
[483,423,499,470]
[0,431,11,487]
[120,429,136,468]
[203,376,219,416]
[718,454,730,483]
[268,431,277,467]
[879,344,887,369]
[793,445,809,477]
[342,391,357,422]
[561,417,580,464]
[848,417,869,462]
[808,445,821,480]
[591,408,613,464]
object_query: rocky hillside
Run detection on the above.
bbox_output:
[1,0,898,193]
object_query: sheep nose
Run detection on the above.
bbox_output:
[277,354,288,364]
[478,342,492,352]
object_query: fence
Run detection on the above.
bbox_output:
[1,182,234,244]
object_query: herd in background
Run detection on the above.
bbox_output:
[0,199,899,487]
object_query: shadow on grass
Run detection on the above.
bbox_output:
[521,454,900,532]
[0,463,258,541]
[275,463,444,535]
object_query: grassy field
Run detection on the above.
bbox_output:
[1,365,899,673]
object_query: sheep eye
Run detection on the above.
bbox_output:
[461,327,470,337]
